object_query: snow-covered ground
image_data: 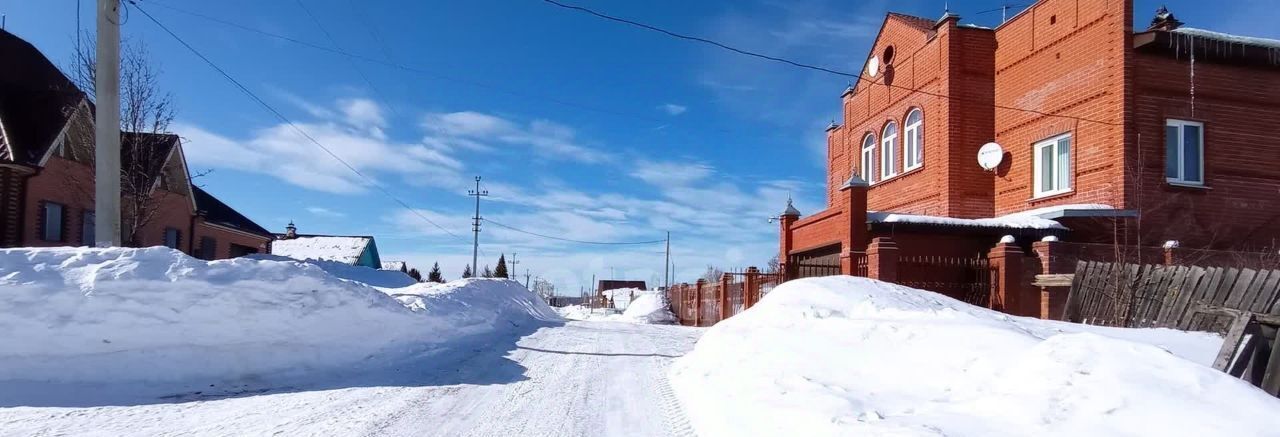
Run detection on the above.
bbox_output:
[0,247,701,436]
[670,276,1280,437]
[556,290,675,324]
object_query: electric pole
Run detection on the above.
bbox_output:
[524,269,531,289]
[664,231,671,291]
[95,0,122,247]
[509,252,519,280]
[467,176,487,276]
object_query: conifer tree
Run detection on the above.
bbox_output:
[408,268,423,282]
[482,265,494,278]
[428,262,445,283]
[462,265,473,278]
[494,254,509,278]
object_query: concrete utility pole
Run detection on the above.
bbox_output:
[664,231,671,291]
[524,269,531,289]
[509,252,519,279]
[94,0,122,247]
[467,176,487,276]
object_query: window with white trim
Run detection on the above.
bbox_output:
[903,109,923,171]
[1165,119,1203,185]
[860,134,876,183]
[880,121,898,179]
[1033,133,1072,197]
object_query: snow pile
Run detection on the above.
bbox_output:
[249,254,416,288]
[556,305,622,321]
[0,247,555,384]
[270,236,370,265]
[670,276,1280,437]
[620,293,676,324]
[387,278,561,336]
[601,287,645,309]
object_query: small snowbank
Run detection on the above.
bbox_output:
[671,276,1280,437]
[621,293,676,324]
[601,287,645,309]
[249,254,417,288]
[0,247,556,385]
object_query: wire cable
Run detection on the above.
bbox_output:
[483,218,666,245]
[540,0,1121,126]
[128,0,467,241]
[292,0,405,120]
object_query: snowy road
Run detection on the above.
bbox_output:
[0,321,703,437]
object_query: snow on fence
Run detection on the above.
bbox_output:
[667,267,783,327]
[1063,260,1280,332]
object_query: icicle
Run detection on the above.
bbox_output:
[1189,34,1196,118]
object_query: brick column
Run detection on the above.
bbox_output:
[1163,241,1181,266]
[694,279,705,327]
[779,212,799,281]
[990,240,1032,317]
[719,273,731,322]
[839,174,869,275]
[744,267,760,309]
[1031,239,1077,320]
[866,237,899,282]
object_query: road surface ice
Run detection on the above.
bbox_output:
[0,321,701,437]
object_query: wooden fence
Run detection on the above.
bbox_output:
[1063,261,1280,332]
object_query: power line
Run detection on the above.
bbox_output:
[482,218,666,245]
[292,0,404,120]
[540,0,1122,126]
[128,0,467,241]
[136,1,703,131]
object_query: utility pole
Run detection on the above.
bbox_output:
[524,269,531,289]
[664,231,671,291]
[467,176,487,276]
[94,0,122,247]
[509,252,519,280]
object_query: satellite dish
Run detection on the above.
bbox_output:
[977,142,1004,171]
[867,56,880,77]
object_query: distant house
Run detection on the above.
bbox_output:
[380,261,407,272]
[0,28,270,257]
[272,222,383,269]
[598,280,646,293]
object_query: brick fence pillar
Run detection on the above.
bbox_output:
[990,240,1033,317]
[840,174,869,275]
[744,266,760,309]
[779,200,801,281]
[719,273,731,323]
[694,279,705,327]
[1163,241,1181,266]
[867,237,899,283]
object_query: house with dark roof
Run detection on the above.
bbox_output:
[0,28,271,258]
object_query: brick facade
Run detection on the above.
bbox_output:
[784,0,1280,268]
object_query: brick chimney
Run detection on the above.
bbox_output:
[1148,5,1184,31]
[285,221,297,239]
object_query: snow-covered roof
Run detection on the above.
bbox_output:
[868,211,1067,230]
[272,236,371,265]
[1171,27,1280,50]
[381,261,407,271]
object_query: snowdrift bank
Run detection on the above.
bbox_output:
[670,276,1280,437]
[0,247,557,384]
[248,254,417,288]
[621,293,675,324]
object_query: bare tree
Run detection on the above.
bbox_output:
[69,36,182,246]
[701,265,725,283]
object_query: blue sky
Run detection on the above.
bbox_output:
[4,0,1277,292]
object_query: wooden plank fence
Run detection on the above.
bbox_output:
[1063,261,1280,333]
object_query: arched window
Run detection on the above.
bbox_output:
[903,109,923,171]
[881,121,898,179]
[860,134,876,183]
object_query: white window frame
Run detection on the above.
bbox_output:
[1165,119,1205,186]
[860,134,876,184]
[1032,133,1072,198]
[880,121,898,180]
[903,109,923,171]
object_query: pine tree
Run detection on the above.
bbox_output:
[482,265,494,278]
[407,268,423,282]
[462,265,473,278]
[428,262,445,283]
[494,254,509,278]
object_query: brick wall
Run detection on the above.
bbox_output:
[22,156,95,247]
[193,220,271,260]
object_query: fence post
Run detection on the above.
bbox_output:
[744,266,760,309]
[1164,241,1181,266]
[990,238,1031,317]
[779,200,801,281]
[718,273,731,323]
[694,279,705,327]
[867,237,899,282]
[841,173,870,276]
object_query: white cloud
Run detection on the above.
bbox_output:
[629,160,714,187]
[306,206,347,218]
[177,97,465,194]
[660,103,688,116]
[421,111,612,163]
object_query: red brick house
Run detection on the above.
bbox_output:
[0,28,271,258]
[780,1,1280,316]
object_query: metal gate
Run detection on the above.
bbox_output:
[790,244,841,279]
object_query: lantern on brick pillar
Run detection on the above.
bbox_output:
[777,198,801,280]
